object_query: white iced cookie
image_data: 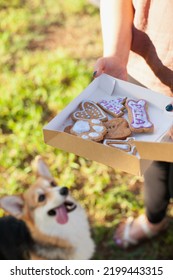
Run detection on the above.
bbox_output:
[70,119,107,142]
[103,137,137,155]
[72,121,90,133]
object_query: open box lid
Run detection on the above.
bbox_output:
[43,128,152,176]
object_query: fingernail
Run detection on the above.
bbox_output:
[165,104,173,111]
[93,71,97,77]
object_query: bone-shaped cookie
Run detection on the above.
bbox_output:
[103,137,137,155]
[72,100,108,121]
[126,99,154,133]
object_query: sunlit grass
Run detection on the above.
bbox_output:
[1,0,173,260]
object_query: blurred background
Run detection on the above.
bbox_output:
[0,0,173,259]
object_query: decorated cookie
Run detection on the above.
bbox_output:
[70,119,107,141]
[97,97,127,117]
[64,125,73,134]
[103,137,137,155]
[71,100,108,122]
[126,99,154,133]
[104,118,132,139]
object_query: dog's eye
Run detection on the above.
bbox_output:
[50,181,57,187]
[38,193,46,202]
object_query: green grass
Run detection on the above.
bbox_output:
[0,0,173,259]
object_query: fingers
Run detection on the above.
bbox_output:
[165,104,173,140]
[168,125,173,140]
[93,57,105,78]
[93,56,128,80]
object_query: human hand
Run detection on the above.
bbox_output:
[93,56,128,81]
[168,125,173,141]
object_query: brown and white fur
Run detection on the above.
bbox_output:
[0,157,95,260]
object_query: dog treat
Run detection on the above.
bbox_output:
[71,100,108,122]
[126,99,154,133]
[64,125,73,134]
[104,118,132,139]
[97,97,127,117]
[70,119,107,141]
[103,137,137,155]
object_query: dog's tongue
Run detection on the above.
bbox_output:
[55,205,68,224]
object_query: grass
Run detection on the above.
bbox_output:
[0,0,173,259]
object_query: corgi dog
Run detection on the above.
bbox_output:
[0,156,95,260]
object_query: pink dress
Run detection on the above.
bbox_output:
[127,0,173,96]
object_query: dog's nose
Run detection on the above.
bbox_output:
[59,186,69,196]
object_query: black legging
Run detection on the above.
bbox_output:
[127,76,173,224]
[144,161,173,224]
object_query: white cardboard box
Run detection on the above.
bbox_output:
[43,74,173,175]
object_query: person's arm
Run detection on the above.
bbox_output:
[94,0,134,80]
[168,125,173,140]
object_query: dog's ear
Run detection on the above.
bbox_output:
[0,195,24,217]
[34,156,53,180]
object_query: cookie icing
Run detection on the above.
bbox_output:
[98,97,126,117]
[127,99,153,129]
[72,101,108,121]
[72,120,90,133]
[91,119,101,124]
[81,135,89,139]
[88,132,100,138]
[93,125,104,132]
[111,144,130,150]
[103,137,137,155]
[70,119,107,142]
